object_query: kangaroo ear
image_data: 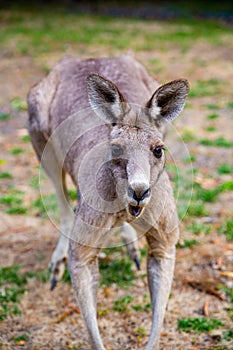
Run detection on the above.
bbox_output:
[87,73,126,123]
[147,79,189,123]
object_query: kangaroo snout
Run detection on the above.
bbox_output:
[127,183,151,218]
[128,185,151,204]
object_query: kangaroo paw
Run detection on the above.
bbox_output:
[49,256,67,291]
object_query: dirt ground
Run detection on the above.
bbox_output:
[0,18,233,350]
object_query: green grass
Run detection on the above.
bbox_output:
[206,113,219,120]
[32,193,59,219]
[181,129,197,143]
[10,147,25,155]
[187,201,208,217]
[178,317,224,333]
[11,97,27,111]
[183,155,196,163]
[132,303,151,312]
[0,265,27,321]
[0,171,13,179]
[29,168,46,189]
[217,285,233,320]
[193,182,220,202]
[167,164,233,220]
[0,112,10,121]
[29,174,40,189]
[99,256,135,287]
[13,333,29,343]
[0,286,25,320]
[0,7,232,57]
[5,206,27,214]
[219,181,233,192]
[178,239,198,248]
[199,136,233,148]
[189,79,222,98]
[13,333,29,342]
[166,164,194,220]
[223,330,233,341]
[218,219,233,241]
[26,268,50,283]
[187,221,211,235]
[113,295,134,312]
[205,125,217,132]
[0,265,50,321]
[189,180,233,209]
[134,326,146,337]
[217,163,233,175]
[68,189,77,201]
[61,268,71,284]
[147,58,163,74]
[0,190,24,205]
[205,103,220,110]
[0,265,49,286]
[0,188,27,215]
[22,135,30,142]
[217,286,233,303]
[0,265,27,286]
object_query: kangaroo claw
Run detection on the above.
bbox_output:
[134,256,141,270]
[50,277,57,291]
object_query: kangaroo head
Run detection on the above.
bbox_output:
[87,73,189,218]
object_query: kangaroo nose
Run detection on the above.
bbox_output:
[128,186,151,203]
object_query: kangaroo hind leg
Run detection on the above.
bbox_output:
[40,142,75,290]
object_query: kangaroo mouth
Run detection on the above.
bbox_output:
[128,204,144,218]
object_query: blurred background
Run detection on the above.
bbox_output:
[0,1,233,349]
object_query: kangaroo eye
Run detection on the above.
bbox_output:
[153,147,164,158]
[112,145,123,157]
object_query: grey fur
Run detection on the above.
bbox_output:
[28,54,189,350]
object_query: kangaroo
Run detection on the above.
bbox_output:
[28,55,189,350]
